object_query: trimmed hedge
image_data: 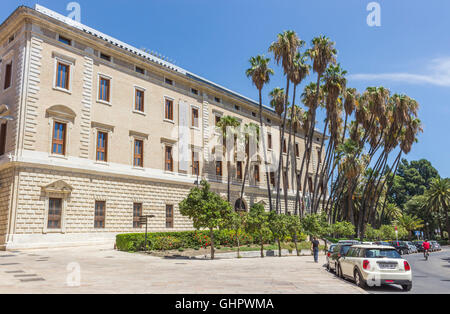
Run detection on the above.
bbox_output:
[116,230,271,252]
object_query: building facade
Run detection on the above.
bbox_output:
[0,5,325,250]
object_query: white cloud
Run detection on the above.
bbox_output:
[348,57,450,87]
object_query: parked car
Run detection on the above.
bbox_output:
[406,242,418,254]
[337,244,413,291]
[326,244,337,269]
[374,241,392,246]
[338,240,361,244]
[389,241,410,255]
[430,241,441,251]
[327,243,354,272]
[413,241,424,252]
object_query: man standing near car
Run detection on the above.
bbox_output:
[311,237,320,263]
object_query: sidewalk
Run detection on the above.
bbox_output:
[0,245,366,294]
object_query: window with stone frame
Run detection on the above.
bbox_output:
[3,61,12,90]
[47,198,62,229]
[216,161,222,177]
[236,161,243,180]
[96,131,108,162]
[94,201,106,229]
[0,123,7,156]
[165,98,174,121]
[165,146,173,172]
[192,151,200,176]
[55,61,70,90]
[166,205,174,228]
[133,203,142,228]
[99,76,110,102]
[254,164,260,183]
[135,88,144,112]
[134,139,144,167]
[52,121,66,155]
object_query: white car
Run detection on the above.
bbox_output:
[337,245,412,291]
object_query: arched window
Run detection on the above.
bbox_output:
[234,198,247,212]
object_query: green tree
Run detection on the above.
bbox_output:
[285,215,303,256]
[331,221,355,238]
[268,211,289,257]
[246,203,271,257]
[426,178,450,242]
[224,211,248,258]
[179,180,232,259]
[395,214,424,241]
[365,224,380,241]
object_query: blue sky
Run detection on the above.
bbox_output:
[3,0,449,177]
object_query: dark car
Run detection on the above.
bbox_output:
[413,241,425,252]
[375,241,392,247]
[389,241,410,255]
[327,243,354,272]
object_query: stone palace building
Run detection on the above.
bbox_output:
[0,5,325,250]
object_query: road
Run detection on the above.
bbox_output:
[368,246,450,294]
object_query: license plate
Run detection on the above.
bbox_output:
[378,263,397,269]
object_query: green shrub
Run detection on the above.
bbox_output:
[152,236,182,250]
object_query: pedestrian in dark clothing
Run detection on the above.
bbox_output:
[311,237,320,263]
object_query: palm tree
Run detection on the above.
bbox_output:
[426,178,450,242]
[217,116,241,203]
[395,214,424,241]
[269,30,302,214]
[238,123,260,211]
[246,55,274,211]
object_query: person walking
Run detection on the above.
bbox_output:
[311,237,320,263]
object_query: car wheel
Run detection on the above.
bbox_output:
[354,270,366,289]
[402,284,412,292]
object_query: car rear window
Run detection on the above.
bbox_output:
[365,249,401,259]
[341,245,351,255]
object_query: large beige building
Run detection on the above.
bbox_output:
[0,5,325,250]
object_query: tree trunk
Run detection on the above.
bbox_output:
[227,161,231,203]
[260,235,264,258]
[258,89,273,212]
[277,238,282,257]
[210,228,215,260]
[236,227,241,258]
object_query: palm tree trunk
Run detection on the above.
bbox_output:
[260,235,264,258]
[210,228,215,260]
[227,161,231,203]
[258,89,273,212]
[275,80,290,214]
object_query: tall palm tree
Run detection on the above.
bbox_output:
[246,55,274,211]
[269,30,302,214]
[426,178,450,242]
[217,116,241,203]
[302,36,337,213]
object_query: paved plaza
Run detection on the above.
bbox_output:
[0,245,365,294]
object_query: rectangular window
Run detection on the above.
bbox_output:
[317,149,322,164]
[192,107,199,128]
[8,35,15,43]
[165,78,173,85]
[236,161,243,180]
[58,35,71,45]
[252,112,256,117]
[48,198,62,229]
[254,165,260,182]
[234,105,240,111]
[134,139,144,167]
[165,146,173,172]
[216,161,222,177]
[270,172,275,186]
[133,203,142,228]
[192,151,200,176]
[56,62,70,90]
[94,201,106,229]
[135,66,145,74]
[191,88,198,95]
[296,143,300,157]
[215,115,221,126]
[96,131,108,162]
[0,123,7,156]
[165,98,173,121]
[100,53,111,62]
[214,97,221,103]
[4,62,12,90]
[283,139,287,153]
[52,122,66,155]
[166,205,174,228]
[135,89,144,112]
[99,77,110,102]
[268,134,272,150]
